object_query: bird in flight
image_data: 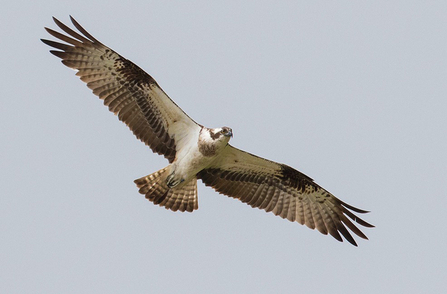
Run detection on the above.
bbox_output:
[42,16,373,246]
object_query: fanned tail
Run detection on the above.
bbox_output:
[134,167,198,212]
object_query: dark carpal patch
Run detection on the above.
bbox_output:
[278,164,317,193]
[114,57,177,162]
[115,56,158,86]
[198,168,267,186]
[41,17,178,163]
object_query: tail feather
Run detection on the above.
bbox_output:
[134,167,198,212]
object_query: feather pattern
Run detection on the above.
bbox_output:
[197,145,374,246]
[42,16,373,246]
[41,16,200,162]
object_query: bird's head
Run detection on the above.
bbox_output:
[220,126,233,138]
[207,126,233,142]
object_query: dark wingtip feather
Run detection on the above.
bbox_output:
[49,50,65,59]
[51,16,59,25]
[342,207,375,228]
[341,214,369,240]
[327,227,343,243]
[41,39,72,51]
[356,218,375,228]
[43,27,83,47]
[51,16,93,44]
[53,17,67,29]
[339,199,371,214]
[335,221,358,246]
[69,15,102,45]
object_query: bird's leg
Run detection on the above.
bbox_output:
[166,172,185,188]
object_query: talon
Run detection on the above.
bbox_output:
[166,173,184,188]
[166,173,175,188]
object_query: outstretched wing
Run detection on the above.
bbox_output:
[197,145,374,246]
[41,16,200,162]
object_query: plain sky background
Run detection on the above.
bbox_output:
[1,1,446,293]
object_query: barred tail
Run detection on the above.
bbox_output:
[134,167,198,212]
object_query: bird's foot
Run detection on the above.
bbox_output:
[166,173,185,188]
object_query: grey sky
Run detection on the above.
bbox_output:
[1,1,446,293]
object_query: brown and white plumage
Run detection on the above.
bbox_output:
[42,16,199,163]
[198,147,373,245]
[42,16,373,246]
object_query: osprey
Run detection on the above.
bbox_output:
[42,16,373,246]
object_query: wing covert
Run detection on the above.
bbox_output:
[197,145,374,246]
[41,16,200,162]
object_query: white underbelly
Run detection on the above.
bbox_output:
[171,145,216,186]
